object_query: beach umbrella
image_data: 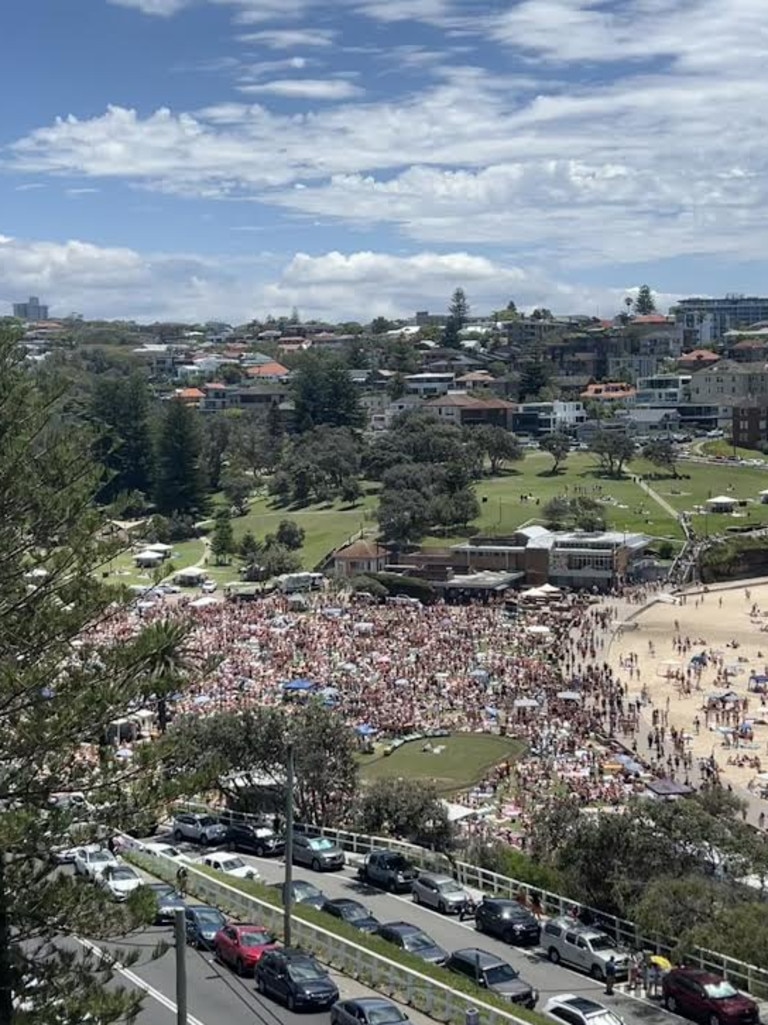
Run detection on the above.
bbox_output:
[283,678,314,692]
[514,698,539,709]
[356,723,376,736]
[557,690,582,701]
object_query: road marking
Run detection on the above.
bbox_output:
[74,935,207,1025]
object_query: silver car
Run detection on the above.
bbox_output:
[172,813,227,846]
[411,873,469,914]
[291,834,345,871]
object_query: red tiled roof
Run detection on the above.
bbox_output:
[426,393,515,409]
[335,539,388,560]
[176,387,205,400]
[246,361,290,377]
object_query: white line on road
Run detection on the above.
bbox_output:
[74,935,207,1025]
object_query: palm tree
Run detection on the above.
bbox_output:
[135,618,197,733]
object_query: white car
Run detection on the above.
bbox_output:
[543,994,625,1025]
[199,853,258,880]
[51,840,100,865]
[101,864,144,901]
[141,841,192,863]
[73,847,120,880]
[201,580,217,594]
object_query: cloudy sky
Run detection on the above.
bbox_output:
[2,0,767,322]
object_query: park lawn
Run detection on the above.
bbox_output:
[101,537,205,588]
[230,487,380,570]
[701,440,765,461]
[359,733,526,794]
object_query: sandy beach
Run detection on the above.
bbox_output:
[608,581,768,803]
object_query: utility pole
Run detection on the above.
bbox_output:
[174,908,187,1025]
[283,742,295,947]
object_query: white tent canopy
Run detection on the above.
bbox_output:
[706,495,737,507]
[134,549,164,563]
[146,542,173,553]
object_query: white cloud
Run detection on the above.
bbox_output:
[238,78,363,99]
[108,0,189,14]
[236,28,337,47]
[0,235,671,322]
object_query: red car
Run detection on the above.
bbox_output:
[662,968,759,1025]
[213,924,279,976]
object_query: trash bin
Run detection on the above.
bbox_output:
[465,1008,480,1025]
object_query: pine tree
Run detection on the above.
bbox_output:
[448,288,469,329]
[211,507,235,563]
[153,399,208,516]
[88,372,153,504]
[634,284,657,316]
[0,326,189,1021]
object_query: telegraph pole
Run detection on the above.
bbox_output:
[283,742,295,947]
[174,908,187,1025]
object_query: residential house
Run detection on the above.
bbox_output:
[174,387,205,406]
[404,372,455,396]
[634,374,691,406]
[677,349,720,372]
[332,539,389,577]
[726,338,768,363]
[607,352,665,380]
[425,392,516,429]
[688,359,768,405]
[732,403,768,450]
[580,382,636,404]
[455,370,497,390]
[512,400,587,436]
[245,360,291,382]
[363,394,424,430]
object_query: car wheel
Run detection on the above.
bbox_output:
[475,917,485,933]
[236,959,246,977]
[708,1015,720,1025]
[311,858,321,871]
[502,929,516,945]
[173,829,183,842]
[287,994,296,1012]
[413,891,421,905]
[590,964,604,981]
[664,995,677,1013]
[438,900,446,914]
[548,947,560,964]
[255,845,265,858]
[256,975,266,994]
[200,833,209,846]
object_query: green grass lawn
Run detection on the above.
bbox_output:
[359,733,526,794]
[230,486,380,570]
[700,440,766,460]
[101,537,205,588]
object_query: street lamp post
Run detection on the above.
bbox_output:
[283,742,295,946]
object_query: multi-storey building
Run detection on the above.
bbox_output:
[673,296,768,346]
[13,296,49,321]
[688,359,768,405]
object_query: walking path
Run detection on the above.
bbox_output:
[634,476,681,521]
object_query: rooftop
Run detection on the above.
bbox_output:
[335,539,389,560]
[425,393,516,410]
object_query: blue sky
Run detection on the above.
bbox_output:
[1,0,767,323]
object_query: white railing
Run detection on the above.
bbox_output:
[128,845,538,1025]
[169,803,768,997]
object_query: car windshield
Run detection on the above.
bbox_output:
[294,881,322,899]
[588,1012,624,1025]
[341,904,368,921]
[485,964,519,986]
[199,816,218,827]
[402,932,435,952]
[589,936,613,951]
[151,885,174,897]
[91,852,112,863]
[388,856,409,870]
[196,910,225,925]
[288,961,326,982]
[111,868,137,881]
[221,858,245,870]
[367,1006,407,1025]
[704,982,740,1000]
[241,931,275,948]
[437,881,463,895]
[308,838,335,851]
[157,846,182,857]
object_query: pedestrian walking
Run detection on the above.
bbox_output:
[605,956,617,996]
[176,865,188,897]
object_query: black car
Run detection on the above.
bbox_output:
[270,879,327,909]
[184,905,227,949]
[475,898,541,945]
[255,948,339,1011]
[375,922,447,965]
[321,898,380,933]
[226,823,284,857]
[144,882,186,924]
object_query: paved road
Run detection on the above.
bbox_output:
[143,833,683,1025]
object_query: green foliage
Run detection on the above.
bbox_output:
[260,538,303,576]
[634,284,657,315]
[0,327,198,1020]
[356,778,454,851]
[448,287,470,328]
[642,437,678,476]
[275,518,305,550]
[542,494,606,531]
[153,399,208,516]
[466,840,565,894]
[471,424,524,475]
[539,431,571,473]
[517,359,552,401]
[292,352,365,432]
[211,507,235,563]
[88,371,153,505]
[221,465,252,514]
[274,427,362,506]
[370,316,394,335]
[370,572,436,604]
[589,430,636,477]
[442,317,462,349]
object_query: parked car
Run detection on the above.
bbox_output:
[543,994,625,1025]
[199,853,258,880]
[321,898,380,933]
[332,998,410,1025]
[141,841,191,864]
[358,850,418,893]
[73,847,119,881]
[270,878,327,909]
[291,833,345,871]
[144,882,186,924]
[542,919,629,981]
[172,812,227,846]
[255,948,339,1011]
[662,968,760,1025]
[475,898,541,945]
[445,948,538,1009]
[100,864,143,901]
[374,922,447,965]
[410,873,469,915]
[226,823,284,857]
[201,580,217,593]
[213,923,278,976]
[52,839,100,865]
[185,905,227,949]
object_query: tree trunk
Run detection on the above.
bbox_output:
[0,857,14,1025]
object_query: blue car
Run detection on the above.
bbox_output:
[145,883,186,925]
[185,905,227,948]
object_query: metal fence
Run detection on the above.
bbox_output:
[170,802,768,997]
[127,844,536,1025]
